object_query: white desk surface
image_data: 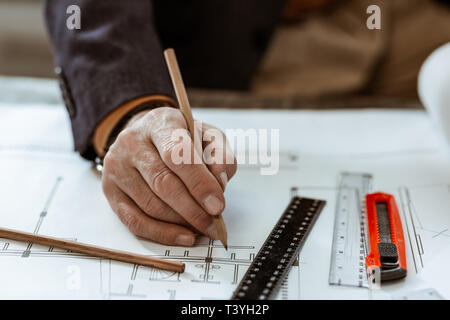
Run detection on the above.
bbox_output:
[0,77,449,299]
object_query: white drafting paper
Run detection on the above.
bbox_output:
[0,99,450,299]
[415,246,450,299]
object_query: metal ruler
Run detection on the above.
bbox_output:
[231,196,326,300]
[329,172,373,288]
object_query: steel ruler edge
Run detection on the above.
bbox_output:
[329,172,373,288]
[232,196,326,300]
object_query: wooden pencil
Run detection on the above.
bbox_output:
[164,48,228,250]
[0,227,185,273]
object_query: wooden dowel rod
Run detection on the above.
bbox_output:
[0,227,185,273]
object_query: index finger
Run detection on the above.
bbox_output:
[147,109,226,216]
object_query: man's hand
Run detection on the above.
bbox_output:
[101,107,237,246]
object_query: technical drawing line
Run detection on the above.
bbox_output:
[22,243,32,258]
[291,187,298,198]
[192,239,218,283]
[131,264,138,280]
[102,239,257,298]
[97,240,256,297]
[34,177,63,234]
[432,228,449,239]
[404,187,424,268]
[110,283,146,298]
[232,264,239,284]
[404,187,424,229]
[1,250,101,260]
[0,247,256,265]
[99,259,104,295]
[22,177,63,258]
[417,235,424,256]
[148,268,178,281]
[421,227,450,238]
[168,289,176,300]
[399,187,418,273]
[108,260,112,298]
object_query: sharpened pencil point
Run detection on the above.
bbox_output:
[213,215,228,252]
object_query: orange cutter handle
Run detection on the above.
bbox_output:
[365,192,407,281]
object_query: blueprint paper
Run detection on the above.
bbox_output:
[0,101,450,299]
[416,246,450,299]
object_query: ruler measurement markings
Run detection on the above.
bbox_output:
[329,172,372,288]
[232,197,325,300]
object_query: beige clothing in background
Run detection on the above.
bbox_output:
[252,0,450,98]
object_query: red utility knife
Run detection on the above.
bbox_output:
[365,192,407,282]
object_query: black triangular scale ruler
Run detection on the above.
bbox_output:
[231,196,326,300]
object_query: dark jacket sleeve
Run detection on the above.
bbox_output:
[44,0,175,159]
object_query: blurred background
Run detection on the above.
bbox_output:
[0,0,54,78]
[0,0,449,109]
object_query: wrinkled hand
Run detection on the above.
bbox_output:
[102,107,237,246]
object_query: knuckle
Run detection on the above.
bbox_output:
[152,208,170,221]
[142,194,160,216]
[115,127,138,147]
[115,203,140,234]
[189,174,211,196]
[151,167,177,196]
[150,228,170,244]
[102,153,125,183]
[167,108,185,122]
[149,106,183,123]
[124,213,141,235]
[188,209,209,229]
[146,109,160,123]
[162,138,190,167]
[103,153,117,170]
[148,106,171,118]
[162,143,177,165]
[148,204,173,222]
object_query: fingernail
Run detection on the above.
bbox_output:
[176,234,195,246]
[203,195,224,215]
[206,223,219,240]
[220,172,228,190]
